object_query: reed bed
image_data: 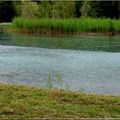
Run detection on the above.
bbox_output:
[12,17,120,34]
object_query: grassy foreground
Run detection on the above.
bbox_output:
[12,17,120,34]
[0,84,120,118]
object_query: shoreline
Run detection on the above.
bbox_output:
[12,17,120,36]
[6,28,120,36]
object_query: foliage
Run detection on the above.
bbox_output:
[80,1,100,18]
[80,1,92,17]
[12,1,22,16]
[38,1,75,19]
[21,1,39,18]
[0,1,120,22]
[38,1,51,18]
[12,17,120,33]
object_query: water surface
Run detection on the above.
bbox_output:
[0,31,120,95]
[0,32,120,52]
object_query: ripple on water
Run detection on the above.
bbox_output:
[0,45,120,95]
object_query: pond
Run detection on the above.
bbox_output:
[0,29,120,95]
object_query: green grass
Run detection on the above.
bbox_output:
[12,17,120,34]
[0,83,120,118]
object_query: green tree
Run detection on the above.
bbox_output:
[12,1,22,16]
[39,1,51,18]
[62,1,75,18]
[80,0,97,17]
[21,1,39,18]
[80,1,91,17]
[51,1,75,19]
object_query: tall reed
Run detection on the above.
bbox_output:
[12,17,120,34]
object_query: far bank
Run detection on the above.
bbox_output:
[12,17,120,36]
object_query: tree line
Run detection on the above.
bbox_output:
[0,0,120,22]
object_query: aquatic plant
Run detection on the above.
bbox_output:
[47,74,53,89]
[56,72,62,86]
[47,72,63,89]
[12,17,120,34]
[46,73,85,92]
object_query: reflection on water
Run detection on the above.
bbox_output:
[0,30,120,95]
[0,32,120,52]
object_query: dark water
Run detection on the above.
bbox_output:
[0,32,120,52]
[0,30,120,95]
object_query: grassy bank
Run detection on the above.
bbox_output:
[12,17,120,35]
[0,83,120,118]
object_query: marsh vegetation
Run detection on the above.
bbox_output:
[12,17,120,35]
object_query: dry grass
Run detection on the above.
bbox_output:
[0,83,120,118]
